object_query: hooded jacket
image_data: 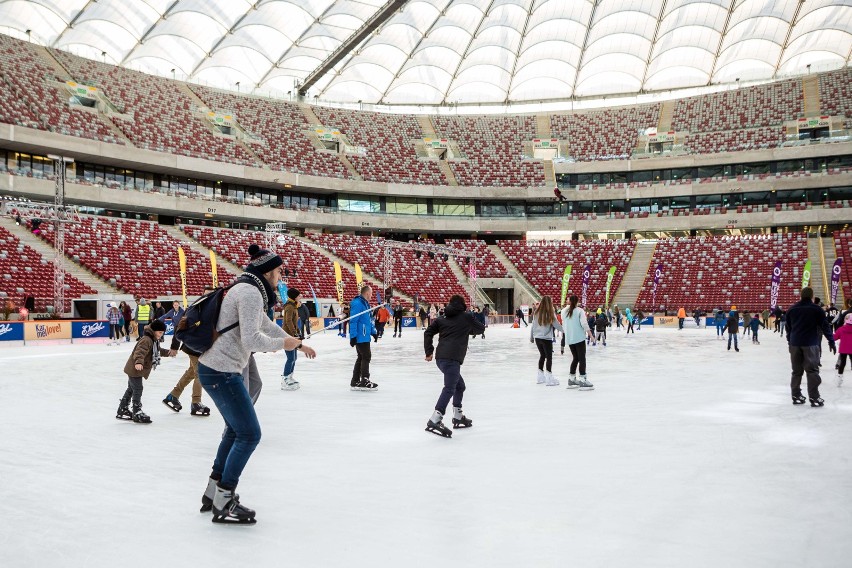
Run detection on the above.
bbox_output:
[282,298,299,337]
[424,297,485,364]
[124,326,171,378]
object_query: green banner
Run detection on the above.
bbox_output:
[605,266,617,308]
[560,265,572,307]
[802,259,811,289]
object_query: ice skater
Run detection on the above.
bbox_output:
[726,307,740,351]
[625,306,634,334]
[392,301,404,337]
[197,244,316,524]
[786,287,835,406]
[116,319,173,424]
[423,294,486,438]
[531,296,563,385]
[560,295,595,390]
[594,308,608,346]
[350,285,379,391]
[832,313,852,386]
[749,313,765,344]
[280,288,302,390]
[161,295,212,416]
[715,309,726,338]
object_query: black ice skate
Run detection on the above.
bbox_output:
[426,419,452,438]
[792,394,807,405]
[810,397,824,407]
[351,379,378,392]
[452,416,473,429]
[116,400,132,421]
[212,485,256,525]
[163,394,182,412]
[132,406,152,424]
[191,402,211,416]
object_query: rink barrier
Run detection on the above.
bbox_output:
[0,320,113,344]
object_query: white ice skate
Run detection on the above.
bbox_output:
[837,373,844,388]
[536,369,546,384]
[577,375,594,391]
[544,371,559,386]
[566,374,580,389]
[280,374,300,391]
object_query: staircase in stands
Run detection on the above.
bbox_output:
[612,240,656,309]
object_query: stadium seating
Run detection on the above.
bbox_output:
[682,127,786,154]
[432,115,545,187]
[551,105,660,161]
[833,230,852,303]
[635,234,808,313]
[305,234,467,304]
[49,49,255,165]
[445,239,508,278]
[0,226,95,312]
[0,35,121,142]
[818,68,852,117]
[497,240,635,308]
[189,86,352,179]
[312,107,445,185]
[181,226,358,302]
[33,217,234,298]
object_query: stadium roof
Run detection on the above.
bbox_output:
[3,0,852,106]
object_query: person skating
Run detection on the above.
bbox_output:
[715,309,726,339]
[107,303,122,345]
[749,313,765,344]
[280,288,302,391]
[161,295,213,416]
[116,319,173,423]
[424,294,486,437]
[625,307,634,334]
[726,307,740,351]
[773,306,783,333]
[560,295,595,390]
[419,305,429,329]
[677,306,686,330]
[742,312,752,337]
[472,305,486,338]
[785,287,835,407]
[831,313,852,386]
[530,296,563,385]
[594,308,608,346]
[196,244,316,524]
[135,297,151,341]
[297,299,311,339]
[613,305,622,329]
[374,303,390,340]
[635,309,644,330]
[515,307,528,327]
[762,308,771,330]
[350,285,379,391]
[392,301,404,337]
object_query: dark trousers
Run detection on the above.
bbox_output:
[435,359,465,414]
[198,363,261,490]
[626,320,634,333]
[534,338,553,372]
[121,376,144,408]
[838,353,849,374]
[518,315,527,327]
[137,322,148,340]
[678,318,684,329]
[420,316,428,328]
[789,345,823,398]
[394,319,402,334]
[109,323,121,340]
[123,320,131,337]
[568,341,587,375]
[376,321,386,337]
[351,342,372,383]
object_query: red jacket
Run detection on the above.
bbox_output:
[376,307,390,323]
[833,324,852,355]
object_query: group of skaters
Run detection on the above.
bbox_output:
[112,243,498,523]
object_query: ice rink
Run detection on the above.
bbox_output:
[2,323,851,568]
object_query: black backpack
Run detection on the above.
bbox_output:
[175,282,241,356]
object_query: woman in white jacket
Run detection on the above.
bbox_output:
[560,295,596,390]
[530,296,563,386]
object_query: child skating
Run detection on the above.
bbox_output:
[116,319,173,423]
[423,295,486,438]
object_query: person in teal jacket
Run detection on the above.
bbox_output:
[625,307,634,334]
[349,285,378,391]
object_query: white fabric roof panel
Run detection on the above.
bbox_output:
[1,0,851,105]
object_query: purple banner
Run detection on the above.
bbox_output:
[651,263,663,308]
[769,260,783,310]
[831,258,843,306]
[581,264,591,307]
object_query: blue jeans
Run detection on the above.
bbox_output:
[198,363,261,490]
[728,332,738,349]
[435,359,465,414]
[716,322,725,336]
[283,349,297,376]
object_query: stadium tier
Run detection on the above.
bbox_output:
[180,226,359,303]
[0,226,95,312]
[635,234,809,313]
[33,217,234,298]
[550,105,661,162]
[445,239,508,278]
[497,240,635,309]
[305,234,467,305]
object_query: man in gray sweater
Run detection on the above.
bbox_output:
[197,244,316,525]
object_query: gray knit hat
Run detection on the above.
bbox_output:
[246,244,283,276]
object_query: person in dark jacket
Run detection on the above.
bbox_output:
[349,286,378,391]
[515,307,527,327]
[297,301,311,339]
[392,302,404,337]
[161,292,212,415]
[785,287,836,406]
[726,308,739,351]
[715,309,726,338]
[472,306,486,338]
[419,305,429,329]
[423,295,486,438]
[116,319,173,423]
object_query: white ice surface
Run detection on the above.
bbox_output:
[2,325,851,568]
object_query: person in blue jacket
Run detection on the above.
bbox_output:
[349,285,378,391]
[749,313,765,344]
[714,308,726,338]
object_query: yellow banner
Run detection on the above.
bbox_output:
[210,250,218,288]
[334,262,344,305]
[178,247,188,308]
[355,262,363,290]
